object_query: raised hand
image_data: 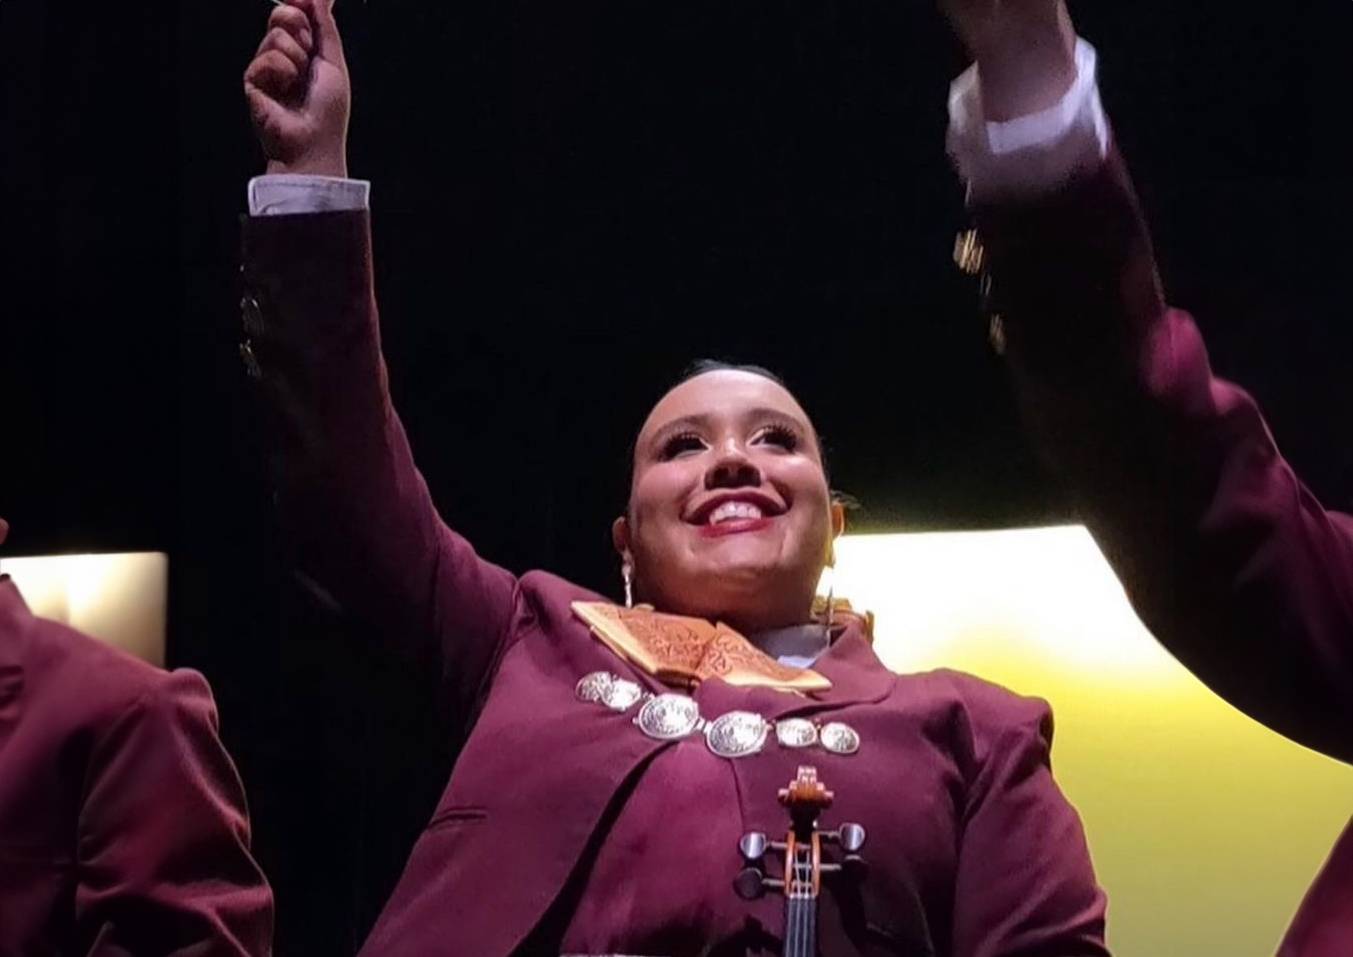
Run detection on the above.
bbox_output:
[938,0,1076,121]
[243,0,351,177]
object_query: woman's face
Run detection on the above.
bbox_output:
[613,370,843,632]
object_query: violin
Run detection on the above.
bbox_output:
[734,766,867,957]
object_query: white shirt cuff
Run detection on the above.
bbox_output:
[946,38,1110,202]
[247,174,371,216]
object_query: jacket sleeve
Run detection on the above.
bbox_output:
[74,669,274,956]
[951,693,1109,957]
[975,152,1353,763]
[239,210,521,719]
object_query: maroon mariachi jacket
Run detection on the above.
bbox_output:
[240,210,1108,956]
[0,577,273,955]
[974,153,1353,955]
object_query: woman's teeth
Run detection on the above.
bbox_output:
[709,501,765,525]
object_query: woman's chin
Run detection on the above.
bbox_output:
[668,564,806,620]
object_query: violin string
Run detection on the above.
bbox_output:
[804,851,810,956]
[795,850,806,952]
[798,851,804,956]
[799,849,805,954]
[805,851,812,956]
[802,852,811,957]
[795,871,803,957]
[795,855,806,957]
[787,847,811,957]
[802,852,808,953]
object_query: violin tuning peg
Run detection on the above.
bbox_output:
[738,831,768,862]
[734,866,773,900]
[837,822,866,852]
[843,854,869,880]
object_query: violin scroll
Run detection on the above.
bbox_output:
[733,766,868,901]
[777,766,833,832]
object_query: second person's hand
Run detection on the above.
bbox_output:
[937,0,1077,121]
[243,0,351,177]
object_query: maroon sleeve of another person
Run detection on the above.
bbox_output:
[73,668,274,955]
[975,152,1353,764]
[1,582,274,956]
[974,150,1353,955]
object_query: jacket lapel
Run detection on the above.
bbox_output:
[806,623,897,710]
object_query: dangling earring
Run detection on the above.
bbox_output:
[622,563,634,609]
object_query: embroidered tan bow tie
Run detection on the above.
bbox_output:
[571,602,832,693]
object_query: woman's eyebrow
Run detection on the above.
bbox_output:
[742,406,808,427]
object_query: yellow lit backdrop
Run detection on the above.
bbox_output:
[0,552,168,666]
[831,527,1351,957]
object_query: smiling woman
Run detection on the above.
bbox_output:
[242,257,1108,953]
[243,210,1109,957]
[240,0,1111,954]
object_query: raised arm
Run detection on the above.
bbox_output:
[241,0,519,719]
[938,1,1353,761]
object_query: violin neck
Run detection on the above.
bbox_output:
[783,896,817,957]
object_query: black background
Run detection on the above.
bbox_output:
[2,0,1350,950]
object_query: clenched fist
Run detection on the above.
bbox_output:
[244,0,350,177]
[938,0,1076,121]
